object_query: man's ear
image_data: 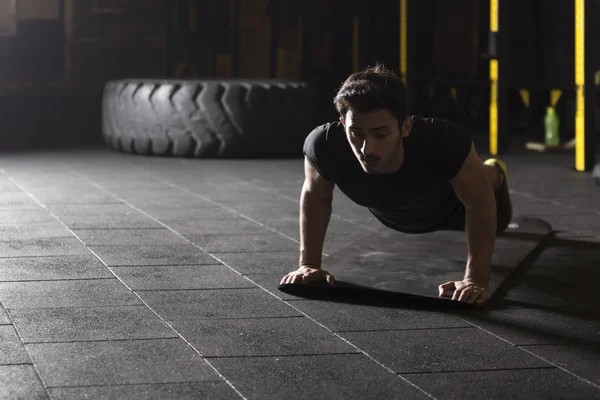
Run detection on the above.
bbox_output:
[401,117,413,137]
[339,117,345,127]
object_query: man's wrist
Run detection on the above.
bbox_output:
[300,263,321,269]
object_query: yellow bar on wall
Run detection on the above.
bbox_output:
[575,0,585,171]
[490,60,498,155]
[490,0,498,32]
[400,0,407,84]
[352,17,359,72]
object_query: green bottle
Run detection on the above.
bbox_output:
[544,106,560,147]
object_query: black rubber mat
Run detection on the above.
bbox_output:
[279,216,553,307]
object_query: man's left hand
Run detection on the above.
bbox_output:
[438,278,490,304]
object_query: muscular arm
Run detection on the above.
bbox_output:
[299,158,335,268]
[450,143,497,286]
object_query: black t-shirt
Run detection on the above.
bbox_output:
[303,116,473,233]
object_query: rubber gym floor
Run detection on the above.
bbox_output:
[0,146,598,400]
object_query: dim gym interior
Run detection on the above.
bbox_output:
[0,1,598,399]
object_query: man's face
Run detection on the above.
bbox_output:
[341,108,411,174]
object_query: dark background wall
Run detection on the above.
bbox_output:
[0,0,597,150]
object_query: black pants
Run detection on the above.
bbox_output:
[435,178,512,234]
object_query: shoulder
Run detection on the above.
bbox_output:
[304,121,344,149]
[303,121,344,182]
[410,116,473,180]
[411,116,470,138]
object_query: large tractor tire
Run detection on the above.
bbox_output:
[101,79,315,158]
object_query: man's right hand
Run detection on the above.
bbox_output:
[279,266,336,286]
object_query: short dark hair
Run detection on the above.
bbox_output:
[333,63,408,123]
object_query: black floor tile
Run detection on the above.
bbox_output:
[521,344,600,386]
[27,339,220,387]
[185,233,298,253]
[0,280,142,309]
[174,317,358,357]
[0,237,88,257]
[0,255,113,281]
[456,306,600,345]
[89,244,218,266]
[286,300,471,332]
[62,214,165,229]
[0,365,48,399]
[113,265,255,291]
[9,306,176,343]
[404,368,600,400]
[162,218,269,235]
[213,252,301,275]
[341,328,549,373]
[75,228,189,246]
[210,354,430,400]
[47,382,237,400]
[0,223,73,240]
[0,325,31,365]
[139,288,300,322]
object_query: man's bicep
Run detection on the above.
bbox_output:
[304,158,335,199]
[450,143,494,210]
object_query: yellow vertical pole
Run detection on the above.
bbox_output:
[489,0,499,156]
[400,0,407,84]
[352,17,359,72]
[575,0,585,171]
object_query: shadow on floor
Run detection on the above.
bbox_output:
[279,233,600,322]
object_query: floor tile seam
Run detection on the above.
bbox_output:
[5,304,151,311]
[44,380,227,390]
[132,287,260,292]
[0,362,34,366]
[0,255,94,260]
[0,278,117,283]
[202,352,365,360]
[137,316,307,322]
[202,353,372,361]
[63,163,435,399]
[518,342,598,348]
[334,326,477,334]
[0,253,95,260]
[23,336,183,345]
[451,314,600,388]
[398,365,558,375]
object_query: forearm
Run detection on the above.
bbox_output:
[463,203,497,284]
[299,190,332,268]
